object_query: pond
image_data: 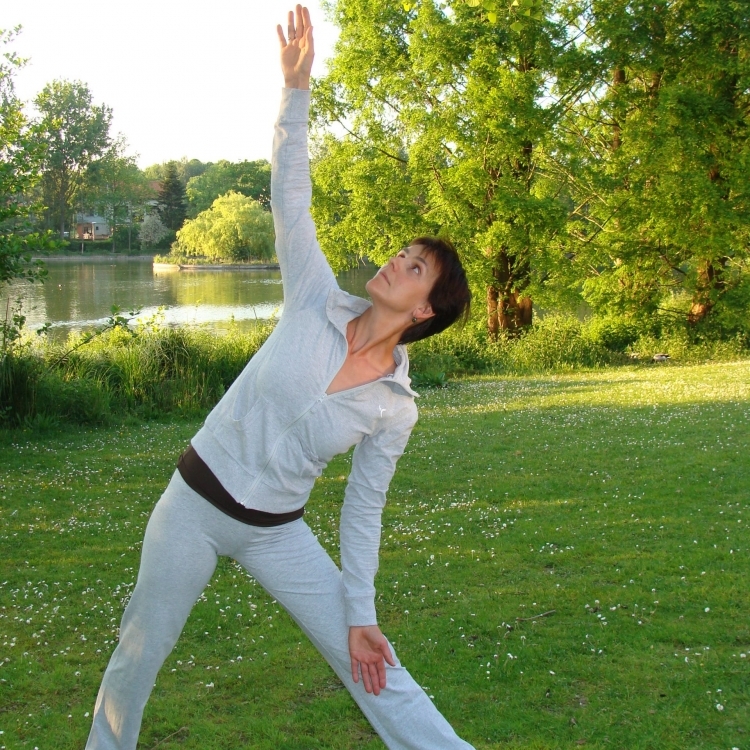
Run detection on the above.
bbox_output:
[7,257,377,342]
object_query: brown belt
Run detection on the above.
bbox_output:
[177,444,305,527]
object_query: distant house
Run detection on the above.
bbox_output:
[146,181,162,210]
[75,214,111,240]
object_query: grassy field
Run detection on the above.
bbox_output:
[1,361,748,749]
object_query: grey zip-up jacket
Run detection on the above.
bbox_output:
[191,88,418,627]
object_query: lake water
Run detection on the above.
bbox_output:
[8,258,376,341]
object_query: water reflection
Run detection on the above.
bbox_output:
[7,258,376,341]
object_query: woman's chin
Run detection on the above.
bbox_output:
[365,276,382,297]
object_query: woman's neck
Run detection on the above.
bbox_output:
[347,307,404,368]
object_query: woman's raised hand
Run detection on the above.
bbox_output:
[277,4,315,90]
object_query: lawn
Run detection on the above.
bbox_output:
[1,361,748,749]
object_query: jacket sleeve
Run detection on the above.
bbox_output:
[271,88,336,313]
[339,402,418,627]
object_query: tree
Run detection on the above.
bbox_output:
[549,0,750,331]
[83,143,153,251]
[174,192,274,262]
[186,159,271,217]
[313,0,749,336]
[35,79,113,238]
[139,214,170,248]
[0,27,53,290]
[144,157,209,185]
[157,162,187,231]
[311,0,574,337]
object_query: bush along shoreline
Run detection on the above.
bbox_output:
[1,321,274,427]
[1,313,748,428]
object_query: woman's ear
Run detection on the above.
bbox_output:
[412,303,434,322]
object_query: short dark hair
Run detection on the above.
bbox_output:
[399,236,471,345]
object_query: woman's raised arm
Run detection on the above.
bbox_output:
[271,6,335,312]
[277,4,315,90]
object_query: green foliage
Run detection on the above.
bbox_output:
[144,157,210,185]
[410,316,612,376]
[408,311,750,381]
[549,0,750,330]
[0,28,55,288]
[2,364,749,747]
[139,213,171,249]
[175,192,275,262]
[460,0,545,29]
[312,0,749,338]
[628,327,750,365]
[0,320,274,426]
[111,223,139,251]
[158,162,187,231]
[409,367,448,389]
[583,316,642,353]
[35,79,113,237]
[83,147,153,250]
[311,0,576,336]
[186,160,271,217]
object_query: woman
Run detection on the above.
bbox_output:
[86,6,473,749]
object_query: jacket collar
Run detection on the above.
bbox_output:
[326,287,418,398]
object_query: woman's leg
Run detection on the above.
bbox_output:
[86,473,224,750]
[232,519,475,750]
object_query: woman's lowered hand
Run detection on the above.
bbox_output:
[276,4,314,90]
[348,625,396,696]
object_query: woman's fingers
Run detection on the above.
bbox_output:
[381,640,396,667]
[350,656,384,695]
[368,661,381,695]
[276,24,287,48]
[362,660,379,695]
[302,5,312,37]
[283,6,312,47]
[348,626,393,696]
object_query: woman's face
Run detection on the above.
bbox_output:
[365,244,439,322]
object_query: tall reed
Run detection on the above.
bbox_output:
[0,322,274,426]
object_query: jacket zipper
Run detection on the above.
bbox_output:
[244,344,410,502]
[244,393,326,500]
[244,373,397,501]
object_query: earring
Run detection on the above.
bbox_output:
[411,317,418,324]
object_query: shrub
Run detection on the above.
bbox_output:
[583,316,642,352]
[409,315,621,378]
[627,328,750,363]
[174,193,275,262]
[139,214,171,249]
[0,321,274,427]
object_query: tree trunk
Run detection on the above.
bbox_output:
[487,284,500,340]
[687,259,727,325]
[496,291,533,332]
[517,295,533,326]
[59,194,67,240]
[688,147,731,325]
[486,248,533,340]
[612,68,625,151]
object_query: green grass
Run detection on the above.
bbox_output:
[1,361,749,749]
[3,310,748,427]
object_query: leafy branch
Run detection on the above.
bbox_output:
[48,305,141,368]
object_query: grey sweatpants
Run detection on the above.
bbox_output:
[86,472,474,749]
